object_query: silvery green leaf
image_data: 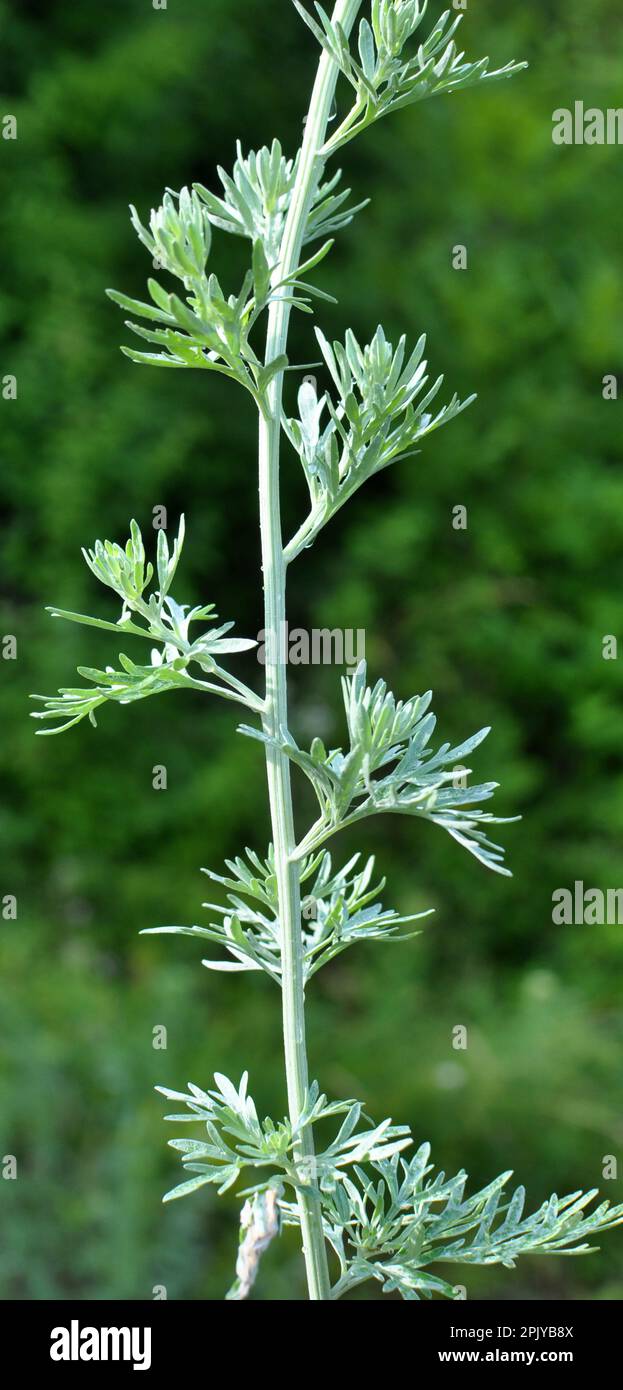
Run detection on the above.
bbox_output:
[286,325,474,559]
[252,237,272,304]
[44,608,148,639]
[110,191,267,401]
[105,287,175,325]
[208,637,258,654]
[202,959,260,974]
[297,378,326,457]
[162,1173,219,1203]
[35,518,260,732]
[256,353,289,394]
[195,141,364,265]
[120,347,190,369]
[358,18,377,81]
[292,0,343,65]
[153,840,425,985]
[131,186,212,281]
[291,1140,623,1299]
[316,5,528,155]
[288,663,516,875]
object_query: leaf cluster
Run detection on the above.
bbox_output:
[107,169,352,403]
[282,1145,623,1300]
[157,1073,410,1201]
[194,139,368,262]
[143,844,431,983]
[31,518,260,734]
[107,186,288,404]
[285,324,474,557]
[242,661,516,873]
[159,1070,623,1302]
[294,2,527,153]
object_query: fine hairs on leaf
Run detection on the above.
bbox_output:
[34,2,623,1301]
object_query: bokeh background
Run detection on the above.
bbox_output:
[1,0,622,1300]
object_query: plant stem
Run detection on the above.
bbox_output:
[257,0,362,1301]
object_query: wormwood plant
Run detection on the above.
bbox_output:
[33,3,623,1300]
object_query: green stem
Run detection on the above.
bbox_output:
[321,96,368,156]
[257,0,363,1301]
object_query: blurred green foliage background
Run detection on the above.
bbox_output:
[1,0,622,1300]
